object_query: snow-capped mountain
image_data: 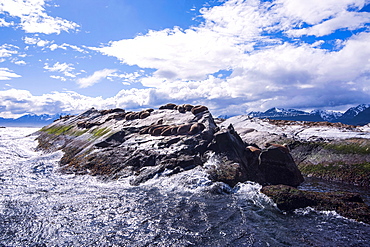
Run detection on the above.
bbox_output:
[249,107,323,122]
[249,107,309,118]
[0,113,67,127]
[247,104,370,125]
[309,110,343,122]
[334,104,370,125]
[348,107,370,126]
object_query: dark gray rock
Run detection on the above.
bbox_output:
[259,147,304,187]
[36,105,304,187]
[261,184,370,224]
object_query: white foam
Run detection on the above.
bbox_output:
[234,182,277,209]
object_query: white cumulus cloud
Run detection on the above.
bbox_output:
[0,44,18,58]
[76,69,118,88]
[0,68,21,80]
[44,62,77,78]
[1,0,370,116]
[23,36,51,47]
[0,0,79,34]
[48,43,87,53]
[91,0,370,113]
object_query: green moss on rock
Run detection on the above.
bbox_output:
[323,139,370,155]
[40,125,74,135]
[299,162,370,187]
[90,127,111,138]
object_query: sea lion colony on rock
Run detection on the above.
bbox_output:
[76,109,154,129]
[139,122,206,136]
[159,103,209,115]
[88,103,208,129]
[38,103,305,189]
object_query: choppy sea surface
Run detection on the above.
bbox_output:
[0,127,369,247]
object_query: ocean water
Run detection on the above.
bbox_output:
[0,127,369,247]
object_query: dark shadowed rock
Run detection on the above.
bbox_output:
[261,184,370,224]
[205,124,302,187]
[259,147,304,187]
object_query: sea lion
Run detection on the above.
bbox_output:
[191,105,208,115]
[99,109,109,115]
[147,125,168,135]
[265,143,290,153]
[171,126,178,135]
[134,112,141,119]
[176,104,186,113]
[77,121,86,128]
[125,112,134,120]
[147,125,164,135]
[151,126,168,136]
[246,145,261,154]
[106,112,127,121]
[139,110,150,119]
[126,112,140,120]
[159,103,177,110]
[100,108,125,115]
[150,127,161,136]
[176,124,192,135]
[78,121,98,129]
[184,104,194,111]
[188,122,205,135]
[160,126,176,136]
[139,126,151,135]
[246,145,263,165]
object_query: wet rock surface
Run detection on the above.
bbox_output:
[261,184,370,224]
[36,104,303,187]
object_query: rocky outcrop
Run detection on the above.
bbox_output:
[289,140,370,187]
[36,104,303,187]
[221,115,370,187]
[261,184,370,224]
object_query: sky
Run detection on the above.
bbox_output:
[1,0,370,118]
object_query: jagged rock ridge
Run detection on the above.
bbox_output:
[36,104,303,187]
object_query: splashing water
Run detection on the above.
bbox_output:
[0,128,369,246]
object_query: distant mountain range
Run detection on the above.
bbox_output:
[1,104,370,127]
[0,113,65,127]
[248,104,370,126]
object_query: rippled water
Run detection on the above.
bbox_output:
[0,128,369,247]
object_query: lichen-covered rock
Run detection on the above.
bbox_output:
[289,139,370,187]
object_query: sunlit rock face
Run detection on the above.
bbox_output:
[36,104,303,187]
